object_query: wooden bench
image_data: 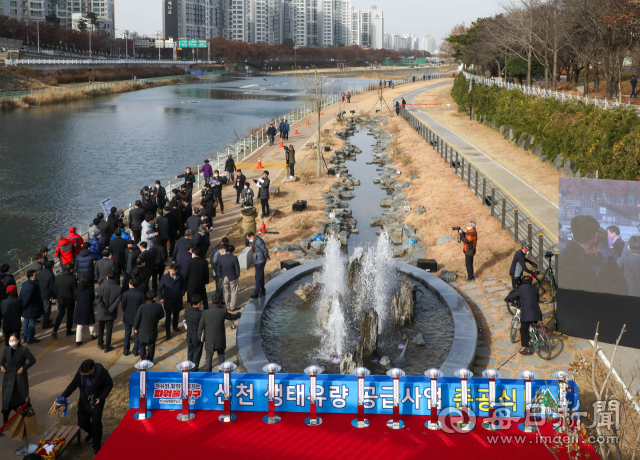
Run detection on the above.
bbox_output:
[269,186,280,198]
[44,425,81,458]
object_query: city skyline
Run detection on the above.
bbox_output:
[116,0,501,48]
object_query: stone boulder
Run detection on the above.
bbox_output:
[348,255,363,290]
[437,235,454,245]
[318,293,342,330]
[357,308,379,356]
[339,352,360,375]
[552,154,564,171]
[390,275,414,325]
[295,282,322,302]
[415,206,426,215]
[532,144,543,157]
[439,270,458,283]
[413,333,426,346]
[370,217,383,227]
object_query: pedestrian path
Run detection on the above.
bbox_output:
[396,83,559,240]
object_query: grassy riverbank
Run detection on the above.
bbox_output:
[0,76,198,110]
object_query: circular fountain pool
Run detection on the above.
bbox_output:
[237,235,478,376]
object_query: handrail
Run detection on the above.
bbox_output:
[5,58,202,66]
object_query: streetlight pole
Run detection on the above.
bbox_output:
[125,29,129,58]
[36,20,40,54]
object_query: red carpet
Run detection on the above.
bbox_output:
[97,410,596,460]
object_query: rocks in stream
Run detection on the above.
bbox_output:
[357,308,379,356]
[390,275,415,326]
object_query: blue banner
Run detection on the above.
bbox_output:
[130,373,578,418]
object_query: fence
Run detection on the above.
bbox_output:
[399,104,559,274]
[12,74,439,287]
[5,58,201,66]
[462,71,640,116]
[0,71,226,102]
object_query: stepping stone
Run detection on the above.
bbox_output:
[163,355,182,363]
[497,290,512,296]
[502,361,521,369]
[476,347,492,358]
[157,364,172,371]
[491,323,509,330]
[496,369,512,378]
[476,358,497,365]
[491,301,505,307]
[474,302,486,309]
[469,296,484,302]
[495,349,513,356]
[484,276,495,280]
[492,340,514,348]
[522,354,542,367]
[486,286,504,292]
[550,352,574,366]
[570,339,591,351]
[459,283,477,291]
[462,289,482,297]
[482,281,497,286]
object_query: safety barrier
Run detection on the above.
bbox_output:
[5,58,201,66]
[399,105,559,274]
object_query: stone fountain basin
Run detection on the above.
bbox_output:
[237,260,477,376]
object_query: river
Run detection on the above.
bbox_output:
[0,75,377,267]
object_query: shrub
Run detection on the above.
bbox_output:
[451,74,640,180]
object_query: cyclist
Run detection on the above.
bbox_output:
[505,276,542,355]
[509,241,538,288]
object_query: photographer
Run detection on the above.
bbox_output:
[455,221,477,282]
[60,359,113,455]
[200,183,217,218]
[509,242,538,288]
[153,181,167,209]
[504,276,542,355]
[234,169,246,204]
[253,171,271,218]
[285,145,296,179]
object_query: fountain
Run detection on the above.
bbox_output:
[252,233,477,376]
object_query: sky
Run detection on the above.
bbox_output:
[115,0,502,47]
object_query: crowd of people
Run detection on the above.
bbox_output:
[0,170,276,454]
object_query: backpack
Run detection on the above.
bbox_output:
[89,238,103,260]
[68,234,83,255]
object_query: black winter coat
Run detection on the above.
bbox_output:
[165,210,178,238]
[134,301,165,343]
[184,306,203,341]
[38,268,56,299]
[62,363,113,410]
[154,216,169,240]
[198,306,240,353]
[509,250,536,278]
[128,207,146,232]
[75,249,96,276]
[54,272,78,306]
[1,345,36,410]
[505,284,542,322]
[185,257,209,299]
[121,288,146,326]
[186,215,202,234]
[19,280,43,319]
[107,214,119,236]
[157,273,187,310]
[96,280,122,321]
[257,177,270,200]
[124,247,141,274]
[172,237,192,261]
[225,158,236,173]
[73,286,95,326]
[1,296,24,332]
[110,237,128,267]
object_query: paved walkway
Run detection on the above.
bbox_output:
[396,83,559,240]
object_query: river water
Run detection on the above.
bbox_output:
[0,75,376,266]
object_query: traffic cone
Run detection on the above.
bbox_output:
[294,126,299,135]
[321,110,324,115]
[306,118,309,125]
[257,156,263,169]
[279,138,284,147]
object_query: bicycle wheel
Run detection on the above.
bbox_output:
[506,295,520,316]
[534,326,553,360]
[510,315,520,343]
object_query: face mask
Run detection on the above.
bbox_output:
[9,341,18,348]
[214,174,219,177]
[467,227,471,231]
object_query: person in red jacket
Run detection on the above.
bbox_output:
[55,238,76,266]
[67,227,84,256]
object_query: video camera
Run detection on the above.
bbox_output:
[544,250,555,260]
[452,226,462,231]
[87,394,97,410]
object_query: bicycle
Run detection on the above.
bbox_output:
[506,250,557,316]
[508,305,553,360]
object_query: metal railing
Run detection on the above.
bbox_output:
[462,71,640,115]
[0,71,226,102]
[10,75,422,287]
[400,105,559,273]
[5,58,202,66]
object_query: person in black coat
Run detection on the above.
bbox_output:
[154,210,170,260]
[175,167,196,193]
[164,206,179,259]
[186,208,203,234]
[177,245,194,278]
[109,230,128,281]
[157,264,187,339]
[73,277,97,346]
[96,272,121,353]
[1,335,36,423]
[134,290,165,361]
[75,243,97,285]
[198,295,241,372]
[504,276,542,355]
[234,169,246,204]
[217,245,240,311]
[19,271,44,344]
[60,359,113,455]
[184,295,204,371]
[1,286,24,346]
[185,248,210,310]
[128,201,146,244]
[122,240,140,291]
[39,260,56,329]
[0,263,16,305]
[192,226,210,256]
[121,278,145,356]
[52,264,77,340]
[211,172,225,213]
[106,207,119,243]
[509,243,538,288]
[182,198,193,222]
[606,225,625,258]
[254,171,271,218]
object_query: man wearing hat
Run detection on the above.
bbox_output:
[1,285,22,345]
[0,264,16,304]
[67,227,84,255]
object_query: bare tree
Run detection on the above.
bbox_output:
[296,69,331,176]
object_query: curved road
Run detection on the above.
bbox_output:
[395,82,559,240]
